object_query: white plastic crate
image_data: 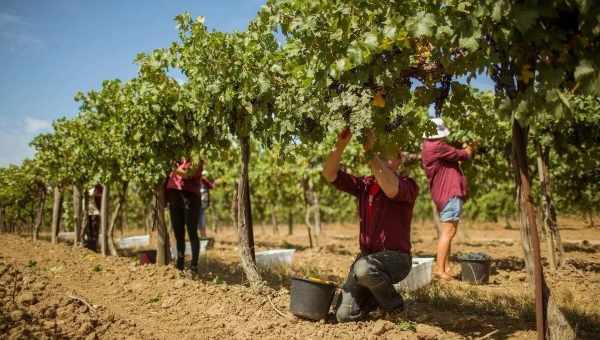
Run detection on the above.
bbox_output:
[58,231,75,240]
[117,235,150,249]
[394,256,434,292]
[170,239,209,259]
[255,249,295,268]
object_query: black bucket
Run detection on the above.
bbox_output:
[460,259,491,284]
[138,250,157,265]
[290,277,336,321]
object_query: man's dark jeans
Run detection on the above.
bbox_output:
[166,189,201,270]
[335,250,411,322]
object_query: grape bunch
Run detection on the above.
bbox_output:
[342,109,351,126]
[385,114,403,132]
[457,252,492,261]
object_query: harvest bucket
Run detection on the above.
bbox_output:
[138,250,157,265]
[290,277,336,321]
[459,259,491,284]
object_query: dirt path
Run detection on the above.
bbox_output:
[0,234,464,340]
[2,217,599,339]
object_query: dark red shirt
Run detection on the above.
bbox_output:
[166,159,203,196]
[332,170,418,254]
[200,177,215,190]
[421,139,470,212]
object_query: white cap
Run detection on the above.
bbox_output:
[423,117,450,139]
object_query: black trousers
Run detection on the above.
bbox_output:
[166,189,201,268]
[84,215,100,252]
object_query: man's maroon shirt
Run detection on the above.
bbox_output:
[332,170,418,254]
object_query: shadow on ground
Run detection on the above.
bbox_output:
[404,282,534,339]
[188,251,344,291]
[493,256,526,271]
[562,306,600,338]
[563,242,600,254]
[405,282,600,339]
[565,258,600,273]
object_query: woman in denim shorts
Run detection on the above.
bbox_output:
[421,118,475,281]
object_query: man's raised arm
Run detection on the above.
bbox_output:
[369,157,400,198]
[363,130,400,199]
[322,128,352,183]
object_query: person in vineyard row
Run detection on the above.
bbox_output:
[83,184,103,251]
[323,128,418,322]
[166,157,204,271]
[421,117,475,281]
[198,170,215,238]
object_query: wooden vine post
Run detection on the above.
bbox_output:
[237,134,261,288]
[50,186,63,244]
[155,184,170,265]
[33,189,46,242]
[72,185,82,247]
[535,143,563,270]
[99,184,110,256]
[512,120,547,339]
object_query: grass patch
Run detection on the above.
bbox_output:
[297,265,327,280]
[410,282,600,338]
[260,264,290,277]
[147,295,161,304]
[26,260,37,268]
[412,282,534,321]
[279,241,302,250]
[395,320,417,332]
[92,264,103,272]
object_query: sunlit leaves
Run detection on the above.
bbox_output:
[513,6,539,34]
[574,59,596,81]
[4,0,600,225]
[174,12,281,147]
[409,12,437,38]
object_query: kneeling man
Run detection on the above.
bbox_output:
[323,128,418,322]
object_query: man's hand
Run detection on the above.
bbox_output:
[174,163,190,178]
[323,128,352,183]
[363,129,375,152]
[470,140,480,153]
[337,127,352,147]
[463,141,478,158]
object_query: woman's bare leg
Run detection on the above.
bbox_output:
[435,221,458,280]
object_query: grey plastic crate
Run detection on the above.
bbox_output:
[394,257,434,292]
[255,249,295,268]
[170,239,209,259]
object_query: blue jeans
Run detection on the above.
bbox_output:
[439,197,463,222]
[335,251,412,322]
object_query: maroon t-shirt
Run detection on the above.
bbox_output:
[421,139,470,212]
[200,177,215,190]
[166,159,203,196]
[332,170,418,254]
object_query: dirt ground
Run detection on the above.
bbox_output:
[1,217,599,339]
